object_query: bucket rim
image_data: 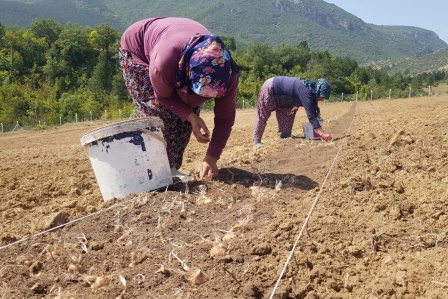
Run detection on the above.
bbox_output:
[80,117,165,146]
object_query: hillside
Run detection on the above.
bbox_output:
[367,48,448,75]
[0,0,447,65]
[0,0,125,31]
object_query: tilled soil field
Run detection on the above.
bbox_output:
[0,95,447,298]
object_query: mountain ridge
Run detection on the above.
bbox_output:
[1,0,447,67]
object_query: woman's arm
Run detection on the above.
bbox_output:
[206,74,238,160]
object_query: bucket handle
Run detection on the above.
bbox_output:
[138,129,167,147]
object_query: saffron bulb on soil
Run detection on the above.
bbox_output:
[187,269,208,286]
[91,274,110,289]
[67,263,85,274]
[210,242,228,257]
[222,231,235,241]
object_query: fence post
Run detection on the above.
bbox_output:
[1,123,3,133]
[409,87,411,98]
[76,114,78,123]
[389,89,391,99]
[341,92,344,102]
[370,90,373,101]
[13,121,21,131]
[428,86,431,96]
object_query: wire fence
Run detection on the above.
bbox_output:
[0,87,439,133]
[0,109,138,133]
[326,86,433,103]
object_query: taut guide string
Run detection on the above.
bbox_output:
[1,101,358,299]
[0,192,161,250]
[269,102,357,298]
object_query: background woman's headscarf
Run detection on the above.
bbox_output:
[298,78,331,126]
[177,34,234,98]
[315,78,331,99]
[297,78,331,99]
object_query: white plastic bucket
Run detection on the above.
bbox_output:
[302,123,321,140]
[80,117,173,201]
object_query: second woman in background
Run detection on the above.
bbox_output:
[253,76,332,147]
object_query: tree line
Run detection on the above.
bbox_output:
[0,19,447,129]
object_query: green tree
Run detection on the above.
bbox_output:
[90,51,113,93]
[111,72,130,103]
[89,24,119,53]
[2,27,25,79]
[60,92,83,121]
[0,83,28,124]
[29,19,62,45]
[0,22,5,44]
[351,67,369,85]
[54,24,94,69]
[274,43,311,73]
[219,36,236,51]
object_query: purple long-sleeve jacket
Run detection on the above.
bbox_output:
[120,17,238,160]
[272,76,321,129]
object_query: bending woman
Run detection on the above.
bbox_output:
[253,76,332,146]
[120,17,239,179]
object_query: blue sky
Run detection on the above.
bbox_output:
[324,0,448,44]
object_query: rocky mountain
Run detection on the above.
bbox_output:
[1,0,447,65]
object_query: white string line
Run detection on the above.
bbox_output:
[0,191,159,251]
[0,105,352,253]
[0,147,256,252]
[0,147,248,252]
[269,102,357,299]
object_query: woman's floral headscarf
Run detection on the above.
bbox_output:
[177,34,233,98]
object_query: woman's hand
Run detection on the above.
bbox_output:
[320,133,332,141]
[200,155,218,179]
[314,127,332,141]
[187,112,210,143]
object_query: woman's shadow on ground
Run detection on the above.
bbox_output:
[168,167,318,192]
[216,167,318,190]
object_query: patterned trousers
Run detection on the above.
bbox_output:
[253,78,296,142]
